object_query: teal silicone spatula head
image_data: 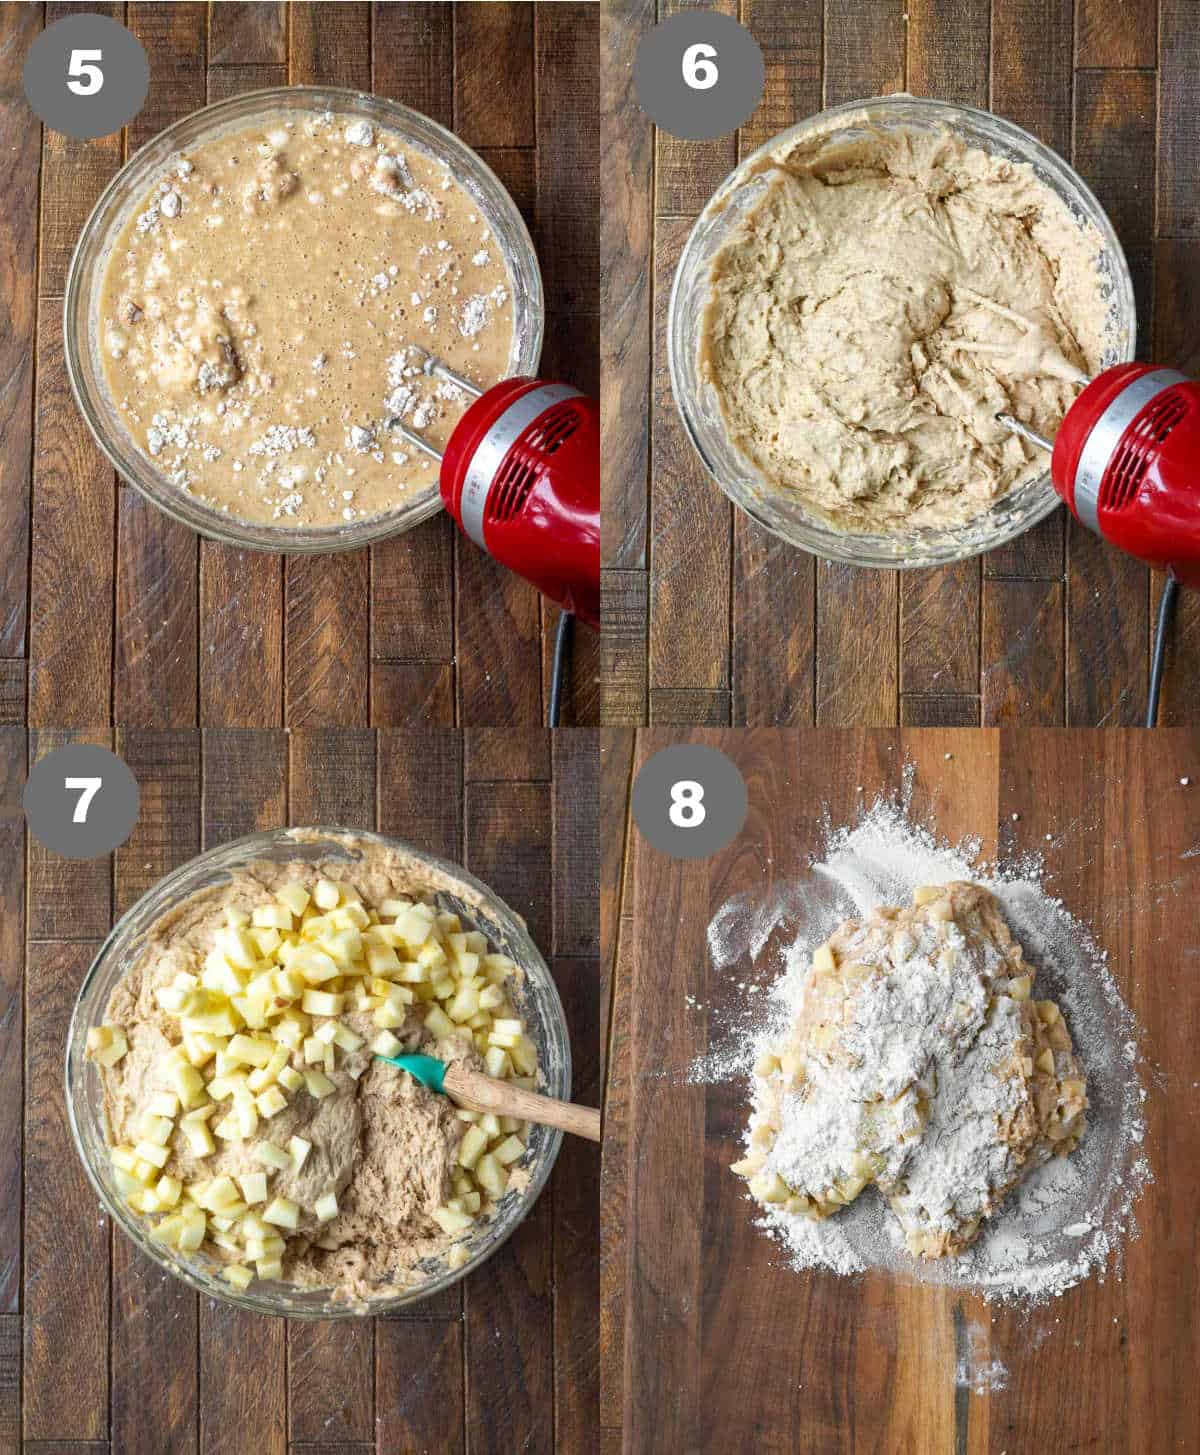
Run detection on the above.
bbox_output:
[378,1052,446,1095]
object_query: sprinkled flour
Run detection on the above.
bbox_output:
[694,778,1151,1305]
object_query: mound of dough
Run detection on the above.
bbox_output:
[700,126,1109,533]
[733,882,1088,1259]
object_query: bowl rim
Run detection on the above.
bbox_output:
[65,823,571,1319]
[667,92,1138,570]
[63,83,545,553]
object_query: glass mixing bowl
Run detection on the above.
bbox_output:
[64,86,544,552]
[668,94,1137,568]
[66,827,570,1318]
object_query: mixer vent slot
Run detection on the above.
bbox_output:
[525,403,580,456]
[1101,388,1190,515]
[488,455,538,524]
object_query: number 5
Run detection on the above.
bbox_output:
[682,42,719,91]
[65,777,103,823]
[67,49,104,97]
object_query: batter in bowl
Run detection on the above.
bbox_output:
[99,111,514,527]
[87,838,540,1303]
[700,126,1110,533]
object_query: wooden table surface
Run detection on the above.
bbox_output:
[601,726,1200,1452]
[0,724,599,1453]
[0,1,599,732]
[601,0,1200,729]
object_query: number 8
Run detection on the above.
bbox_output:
[669,780,706,828]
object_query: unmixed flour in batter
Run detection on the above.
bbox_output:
[100,111,514,527]
[700,125,1110,532]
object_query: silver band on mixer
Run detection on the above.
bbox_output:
[1073,368,1186,533]
[459,382,583,549]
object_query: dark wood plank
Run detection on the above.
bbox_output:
[1073,68,1156,254]
[37,2,123,299]
[289,1,371,90]
[906,0,988,102]
[600,569,647,727]
[288,730,376,830]
[110,731,201,1455]
[476,146,537,223]
[26,730,112,941]
[0,663,23,727]
[1066,521,1149,726]
[463,771,553,1454]
[456,539,543,725]
[551,729,599,959]
[551,957,600,1454]
[535,3,598,316]
[114,5,208,730]
[649,218,731,703]
[199,64,287,730]
[465,728,550,784]
[656,0,737,213]
[599,930,632,1430]
[373,2,454,122]
[0,732,24,1313]
[1076,0,1155,67]
[377,728,463,864]
[287,1320,374,1446]
[375,1320,464,1454]
[199,728,287,1455]
[648,689,731,726]
[738,0,822,157]
[455,2,535,150]
[23,943,109,1442]
[542,602,602,729]
[599,0,652,571]
[28,312,114,727]
[1157,0,1200,239]
[371,662,456,727]
[207,2,286,64]
[900,562,981,697]
[0,2,40,662]
[816,564,898,724]
[370,518,455,666]
[899,692,980,726]
[284,553,370,728]
[990,0,1074,156]
[0,1315,17,1454]
[981,578,1065,723]
[823,0,905,106]
[732,505,816,728]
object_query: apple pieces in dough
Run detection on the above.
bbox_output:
[732,881,1088,1259]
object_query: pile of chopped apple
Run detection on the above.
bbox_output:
[87,874,538,1292]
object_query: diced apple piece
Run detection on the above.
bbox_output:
[332,1023,363,1053]
[293,947,339,985]
[223,1264,253,1291]
[509,1037,537,1078]
[277,1065,303,1093]
[1008,975,1033,1001]
[314,1191,338,1223]
[238,1172,268,1205]
[446,1243,471,1270]
[749,1171,789,1204]
[227,1034,274,1068]
[288,1135,312,1173]
[474,1153,508,1199]
[432,1205,474,1235]
[1036,1048,1056,1075]
[184,1122,216,1157]
[447,983,480,1023]
[275,881,310,917]
[139,1113,173,1147]
[253,1141,292,1171]
[457,1124,488,1171]
[255,1255,284,1281]
[257,1086,287,1119]
[147,1091,180,1119]
[134,1139,170,1170]
[304,1068,336,1099]
[178,1208,207,1252]
[301,989,344,1017]
[424,1007,456,1040]
[478,1113,502,1139]
[262,1197,300,1230]
[313,878,340,910]
[483,1046,511,1080]
[88,1025,129,1067]
[492,1134,525,1166]
[370,1030,402,1058]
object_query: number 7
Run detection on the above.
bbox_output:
[65,776,103,823]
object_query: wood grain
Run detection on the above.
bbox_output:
[0,732,23,1315]
[607,727,1200,1450]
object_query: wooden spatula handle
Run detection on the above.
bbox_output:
[443,1064,601,1143]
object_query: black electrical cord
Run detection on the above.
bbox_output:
[548,611,574,728]
[1147,576,1180,728]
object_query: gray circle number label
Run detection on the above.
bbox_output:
[23,744,140,859]
[23,14,150,140]
[632,745,748,860]
[633,11,765,142]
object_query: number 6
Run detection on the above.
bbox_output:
[65,776,103,823]
[67,48,104,97]
[682,42,718,91]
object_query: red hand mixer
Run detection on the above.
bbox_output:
[389,350,600,724]
[998,362,1200,725]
